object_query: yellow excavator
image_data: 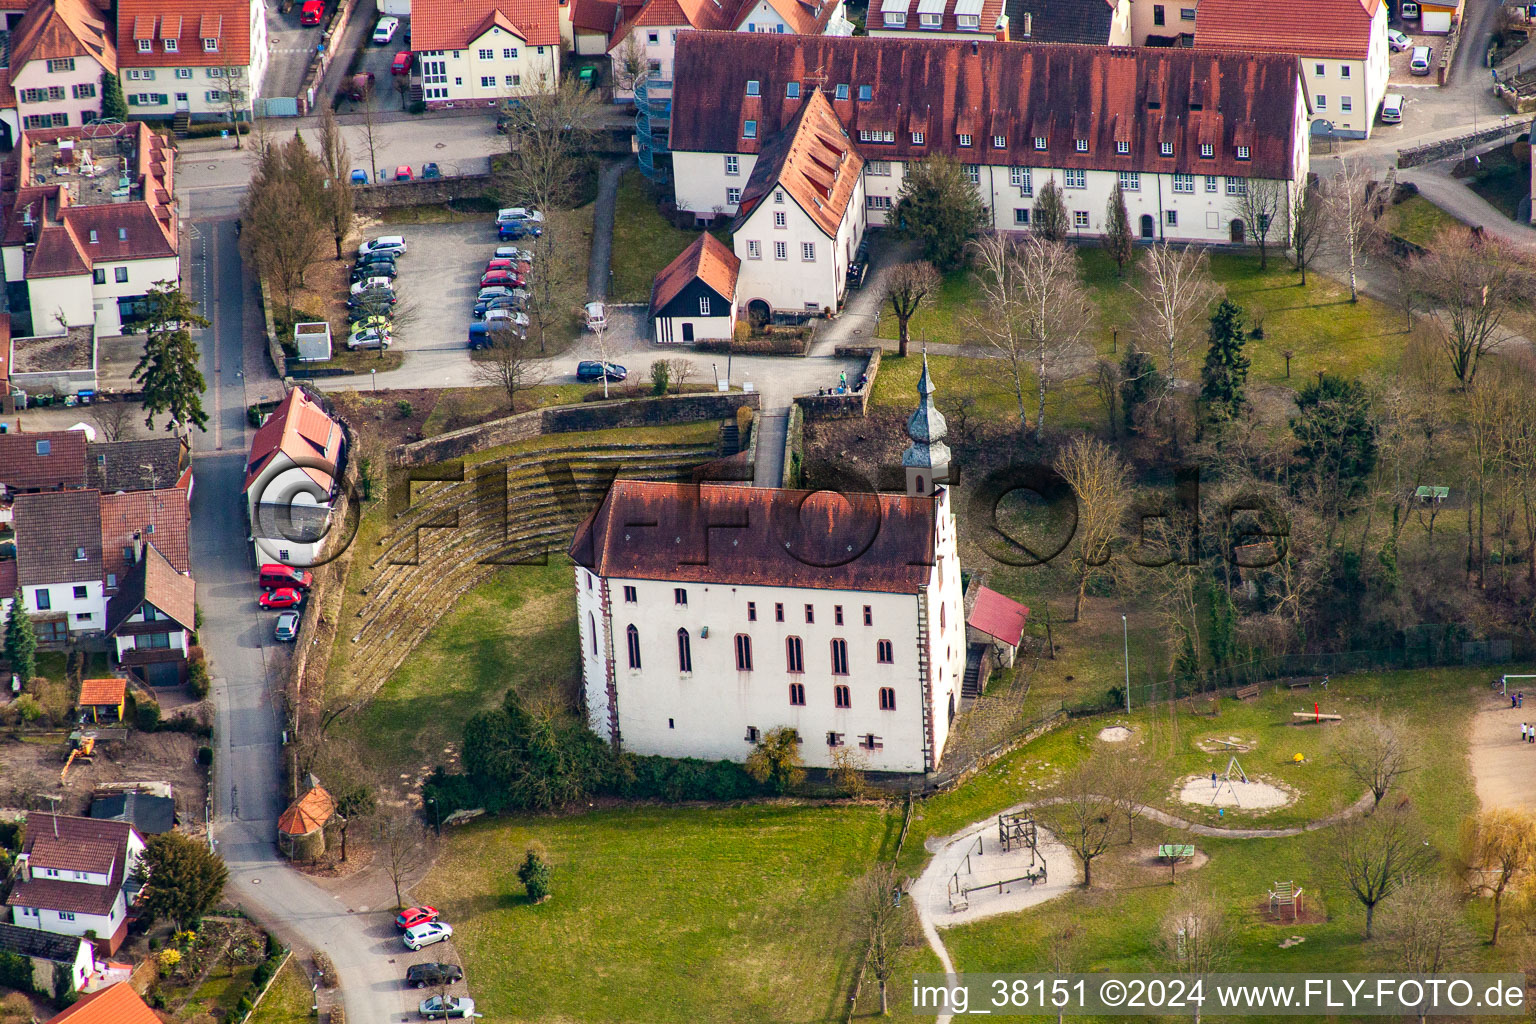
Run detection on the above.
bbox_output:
[60,733,96,784]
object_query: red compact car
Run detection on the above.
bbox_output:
[485,258,531,276]
[300,0,324,24]
[395,906,439,930]
[259,588,304,610]
[480,269,524,289]
[391,50,413,75]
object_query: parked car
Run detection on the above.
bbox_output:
[485,257,529,274]
[274,611,300,642]
[346,72,374,102]
[846,260,868,289]
[472,293,528,319]
[476,285,520,303]
[350,277,395,296]
[1380,93,1405,123]
[356,250,398,269]
[260,564,313,590]
[394,165,414,182]
[480,269,524,288]
[494,246,534,262]
[577,360,626,382]
[391,50,413,75]
[1401,0,1420,16]
[405,963,463,989]
[346,326,392,350]
[300,0,324,24]
[350,168,370,184]
[577,65,597,89]
[583,302,606,331]
[484,308,529,330]
[359,236,407,258]
[395,906,439,930]
[350,313,393,334]
[422,163,441,180]
[1410,44,1432,74]
[348,291,398,310]
[402,922,453,951]
[498,220,539,240]
[372,15,400,43]
[351,263,399,284]
[496,207,544,226]
[1387,28,1411,51]
[259,588,303,610]
[419,995,475,1020]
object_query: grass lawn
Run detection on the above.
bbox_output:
[610,170,729,303]
[1379,194,1466,249]
[877,248,1408,389]
[870,351,1104,434]
[246,960,312,1024]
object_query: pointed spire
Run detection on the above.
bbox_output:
[903,347,950,476]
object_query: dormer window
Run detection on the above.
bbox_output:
[786,82,799,98]
[911,131,924,144]
[743,119,757,139]
[137,38,152,52]
[89,230,98,243]
[1033,135,1046,150]
[920,11,941,25]
[858,84,872,100]
[1075,139,1088,153]
[958,133,972,147]
[164,38,178,52]
[746,79,760,96]
[1200,143,1214,158]
[1236,145,1250,160]
[957,13,979,27]
[992,135,1005,149]
[203,37,218,51]
[835,83,848,100]
[1115,140,1129,154]
[1160,142,1174,157]
[75,547,86,561]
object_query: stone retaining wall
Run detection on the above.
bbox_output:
[1397,116,1534,168]
[795,345,881,422]
[353,173,497,210]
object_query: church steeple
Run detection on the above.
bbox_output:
[902,352,950,497]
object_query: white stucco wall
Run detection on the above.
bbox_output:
[247,457,336,567]
[123,64,258,118]
[13,58,108,130]
[732,176,865,314]
[23,274,95,333]
[87,255,180,334]
[1127,0,1197,42]
[418,28,560,105]
[25,580,106,633]
[655,310,735,343]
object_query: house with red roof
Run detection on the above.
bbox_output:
[0,120,177,343]
[649,232,739,343]
[45,982,160,1024]
[243,386,345,566]
[115,0,270,124]
[7,814,146,954]
[1195,0,1387,138]
[4,0,117,143]
[413,0,563,109]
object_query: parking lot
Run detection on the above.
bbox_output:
[338,15,412,118]
[265,1,325,101]
[359,220,506,357]
[1388,26,1446,85]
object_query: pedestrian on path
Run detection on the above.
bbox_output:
[1522,723,1528,743]
[1211,772,1217,788]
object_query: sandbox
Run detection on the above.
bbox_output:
[1097,726,1132,742]
[1177,774,1294,810]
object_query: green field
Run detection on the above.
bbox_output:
[246,960,312,1024]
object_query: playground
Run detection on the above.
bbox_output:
[915,811,1079,927]
[1175,757,1295,811]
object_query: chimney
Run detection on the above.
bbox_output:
[132,531,144,564]
[15,852,29,882]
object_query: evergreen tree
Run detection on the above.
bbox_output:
[1104,182,1134,275]
[890,154,986,270]
[133,282,210,433]
[517,846,552,902]
[131,833,228,931]
[1291,373,1378,512]
[1119,344,1162,435]
[3,590,35,684]
[1032,180,1070,244]
[100,73,128,121]
[1198,300,1251,428]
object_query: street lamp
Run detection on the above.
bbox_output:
[370,368,377,392]
[1122,613,1130,714]
[426,796,441,838]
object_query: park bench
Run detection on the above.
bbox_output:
[1235,683,1261,701]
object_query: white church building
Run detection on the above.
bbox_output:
[569,362,964,774]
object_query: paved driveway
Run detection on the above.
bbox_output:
[265,2,323,102]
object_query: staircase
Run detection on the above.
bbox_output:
[961,643,986,699]
[171,112,191,138]
[718,418,740,456]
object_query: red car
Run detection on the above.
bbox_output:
[259,588,304,610]
[480,269,524,288]
[394,165,413,182]
[391,50,413,75]
[485,258,531,275]
[395,906,439,930]
[300,0,324,24]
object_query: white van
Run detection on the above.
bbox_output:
[1409,46,1433,75]
[1380,94,1404,123]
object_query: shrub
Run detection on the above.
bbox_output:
[187,659,211,699]
[197,746,213,767]
[396,400,414,419]
[248,405,265,428]
[408,100,426,115]
[313,951,336,987]
[0,952,32,992]
[12,694,41,723]
[135,698,162,732]
[650,360,670,396]
[157,948,182,970]
[517,845,552,902]
[736,404,754,440]
[329,1006,346,1024]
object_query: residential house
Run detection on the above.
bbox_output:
[12,489,104,642]
[728,88,865,317]
[1005,0,1131,44]
[90,788,177,835]
[1195,0,1387,138]
[868,0,1008,40]
[0,120,178,339]
[669,33,1310,246]
[45,981,160,1024]
[7,0,117,136]
[88,436,193,497]
[1127,0,1196,45]
[569,360,964,774]
[6,815,145,954]
[570,0,622,53]
[0,429,89,499]
[243,387,345,567]
[116,0,270,123]
[412,0,563,109]
[608,0,852,103]
[0,923,97,999]
[105,542,195,685]
[650,231,740,343]
[100,483,191,594]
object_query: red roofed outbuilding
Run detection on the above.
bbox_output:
[650,232,739,344]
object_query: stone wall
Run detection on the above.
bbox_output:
[1397,116,1534,168]
[795,345,881,422]
[390,390,763,467]
[353,173,497,210]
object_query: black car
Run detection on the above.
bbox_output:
[405,963,464,989]
[347,292,398,310]
[845,260,867,289]
[356,251,398,268]
[576,360,627,383]
[351,262,399,283]
[472,294,527,320]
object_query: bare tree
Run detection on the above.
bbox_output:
[1103,750,1156,845]
[356,94,384,184]
[1335,712,1413,809]
[1230,178,1288,270]
[220,66,247,148]
[316,108,355,260]
[1407,228,1536,388]
[1460,808,1536,946]
[241,137,329,320]
[89,401,134,442]
[1054,436,1133,620]
[1290,181,1326,285]
[1155,886,1231,1024]
[1088,359,1122,439]
[885,261,940,358]
[1385,875,1471,1023]
[523,227,577,355]
[496,77,605,213]
[376,810,432,910]
[1128,242,1219,385]
[968,233,1093,440]
[612,33,647,93]
[1037,755,1116,888]
[666,357,695,393]
[855,864,915,1015]
[1333,798,1432,939]
[471,325,551,409]
[1324,158,1374,302]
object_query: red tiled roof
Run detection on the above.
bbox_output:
[10,0,117,75]
[1195,0,1380,60]
[733,0,847,33]
[278,786,335,836]
[0,69,15,111]
[243,388,342,495]
[968,585,1028,645]
[0,561,16,598]
[733,88,863,237]
[45,983,159,1024]
[651,232,740,314]
[570,480,939,593]
[413,0,561,50]
[101,487,190,585]
[106,541,194,633]
[571,0,621,32]
[876,0,1007,36]
[117,0,251,68]
[17,814,136,872]
[25,225,91,278]
[671,33,1303,182]
[0,430,89,492]
[78,677,127,707]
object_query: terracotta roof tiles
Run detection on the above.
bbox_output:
[244,388,343,495]
[106,542,194,634]
[13,489,102,587]
[278,786,335,836]
[45,983,159,1024]
[0,430,89,492]
[78,677,127,707]
[117,0,252,68]
[1195,0,1380,60]
[650,232,740,313]
[101,487,191,585]
[412,0,561,50]
[10,0,116,75]
[732,88,863,237]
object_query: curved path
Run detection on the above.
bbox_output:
[914,789,1375,1024]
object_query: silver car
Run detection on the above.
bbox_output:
[274,611,300,642]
